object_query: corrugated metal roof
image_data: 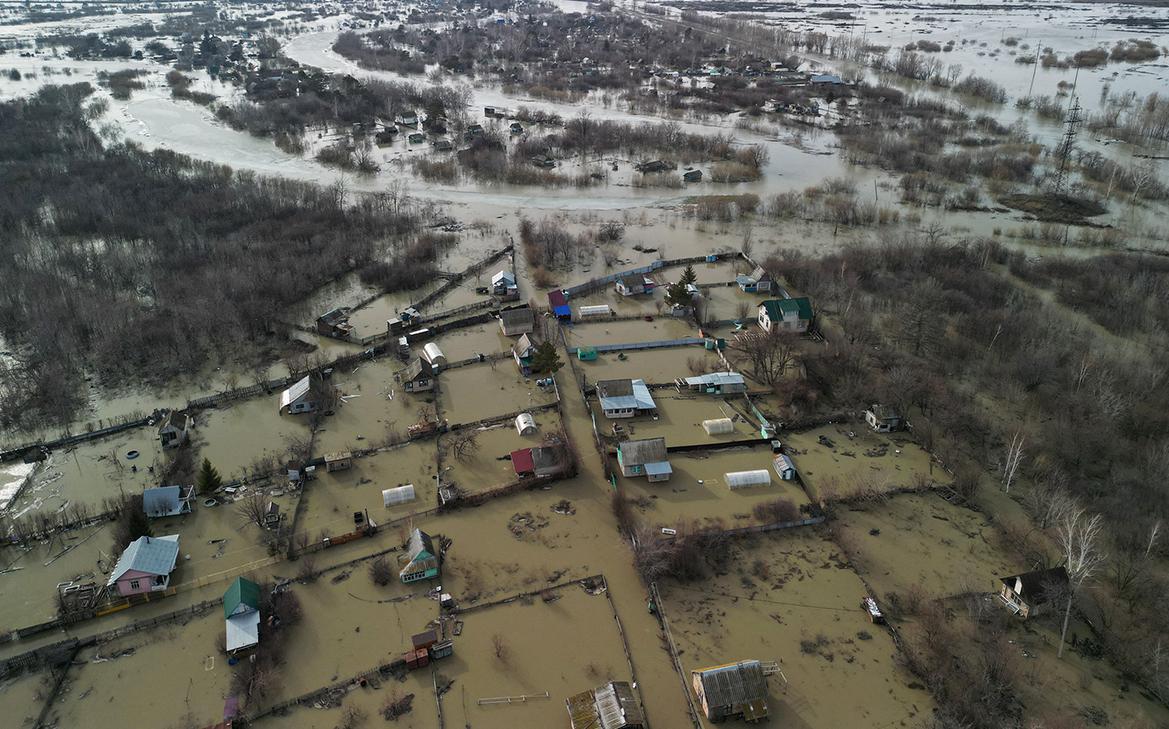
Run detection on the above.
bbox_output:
[225,610,260,653]
[107,534,180,585]
[511,448,535,474]
[280,376,311,409]
[618,437,667,466]
[224,577,260,618]
[684,372,745,388]
[693,660,767,711]
[644,461,672,476]
[142,485,188,518]
[595,681,644,729]
[598,379,655,412]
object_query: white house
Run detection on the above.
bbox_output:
[757,297,813,334]
[279,376,316,414]
[597,379,657,418]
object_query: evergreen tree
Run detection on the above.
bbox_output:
[197,458,223,495]
[531,340,564,374]
[666,280,692,308]
[679,264,697,286]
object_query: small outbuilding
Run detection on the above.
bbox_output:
[157,410,190,449]
[324,452,352,472]
[725,470,772,490]
[316,308,354,338]
[998,566,1069,618]
[597,379,657,419]
[617,438,672,482]
[400,528,441,583]
[511,444,568,479]
[864,404,904,433]
[515,412,538,436]
[548,290,572,320]
[736,265,774,293]
[513,333,536,375]
[142,485,194,518]
[499,306,535,336]
[773,455,797,481]
[567,680,646,729]
[492,270,519,300]
[223,577,261,654]
[279,376,316,415]
[691,660,769,723]
[683,169,703,183]
[681,372,747,395]
[615,275,647,297]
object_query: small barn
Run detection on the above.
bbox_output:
[566,680,646,729]
[157,410,190,449]
[617,438,672,482]
[397,358,435,393]
[316,308,354,338]
[279,376,316,415]
[324,452,352,472]
[548,289,572,320]
[511,444,567,478]
[864,404,904,433]
[691,660,769,723]
[683,169,703,183]
[772,454,797,481]
[223,577,261,654]
[423,342,447,368]
[499,307,535,336]
[383,484,417,507]
[682,372,747,395]
[998,566,1069,618]
[142,485,194,519]
[400,528,441,583]
[615,275,647,297]
[515,412,538,436]
[725,470,772,490]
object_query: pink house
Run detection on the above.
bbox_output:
[107,534,181,596]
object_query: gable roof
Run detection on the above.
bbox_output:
[531,444,564,471]
[619,437,667,466]
[406,528,435,561]
[684,372,745,388]
[693,660,767,711]
[514,333,535,357]
[492,270,516,286]
[548,289,568,307]
[107,534,180,585]
[500,307,535,332]
[157,410,188,434]
[1000,566,1069,604]
[224,577,261,618]
[760,297,813,321]
[142,485,190,518]
[617,275,644,290]
[511,447,535,474]
[399,357,433,382]
[749,265,771,282]
[280,376,311,409]
[597,379,656,412]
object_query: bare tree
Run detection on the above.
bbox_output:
[1055,506,1106,658]
[731,329,797,385]
[236,491,270,531]
[447,429,479,461]
[1001,430,1026,494]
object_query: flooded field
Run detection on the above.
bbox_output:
[441,423,541,495]
[428,322,514,362]
[576,346,727,383]
[565,316,696,349]
[592,392,760,445]
[660,528,932,728]
[0,669,45,729]
[436,362,557,425]
[195,399,308,481]
[783,424,944,501]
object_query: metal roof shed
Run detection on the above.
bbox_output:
[724,470,772,490]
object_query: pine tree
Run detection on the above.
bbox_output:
[197,458,223,495]
[665,280,692,309]
[679,264,697,286]
[531,340,564,374]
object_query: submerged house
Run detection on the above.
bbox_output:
[499,306,535,337]
[315,308,354,338]
[999,566,1069,618]
[513,333,536,375]
[617,438,672,482]
[157,410,190,449]
[758,297,813,334]
[566,680,646,729]
[596,379,657,419]
[223,577,261,654]
[492,270,519,300]
[736,266,774,293]
[279,376,316,415]
[691,660,769,723]
[400,528,441,583]
[107,534,181,597]
[681,372,747,395]
[397,358,435,393]
[682,169,703,183]
[864,404,904,433]
[142,485,194,519]
[615,274,648,297]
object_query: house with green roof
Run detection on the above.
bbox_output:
[223,577,261,654]
[400,528,441,583]
[757,297,813,334]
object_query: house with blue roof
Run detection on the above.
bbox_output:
[681,372,747,395]
[107,534,181,596]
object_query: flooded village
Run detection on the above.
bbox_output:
[2,1,1169,729]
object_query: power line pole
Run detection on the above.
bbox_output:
[1053,96,1082,196]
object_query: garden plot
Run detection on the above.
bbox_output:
[564,316,696,350]
[659,530,931,729]
[702,284,772,323]
[0,669,46,729]
[782,424,941,501]
[429,322,514,362]
[441,585,634,729]
[46,610,230,729]
[441,423,547,496]
[437,363,557,425]
[10,429,163,516]
[297,443,439,540]
[620,446,810,527]
[313,359,411,455]
[160,498,289,590]
[576,347,726,383]
[196,398,309,481]
[592,394,760,446]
